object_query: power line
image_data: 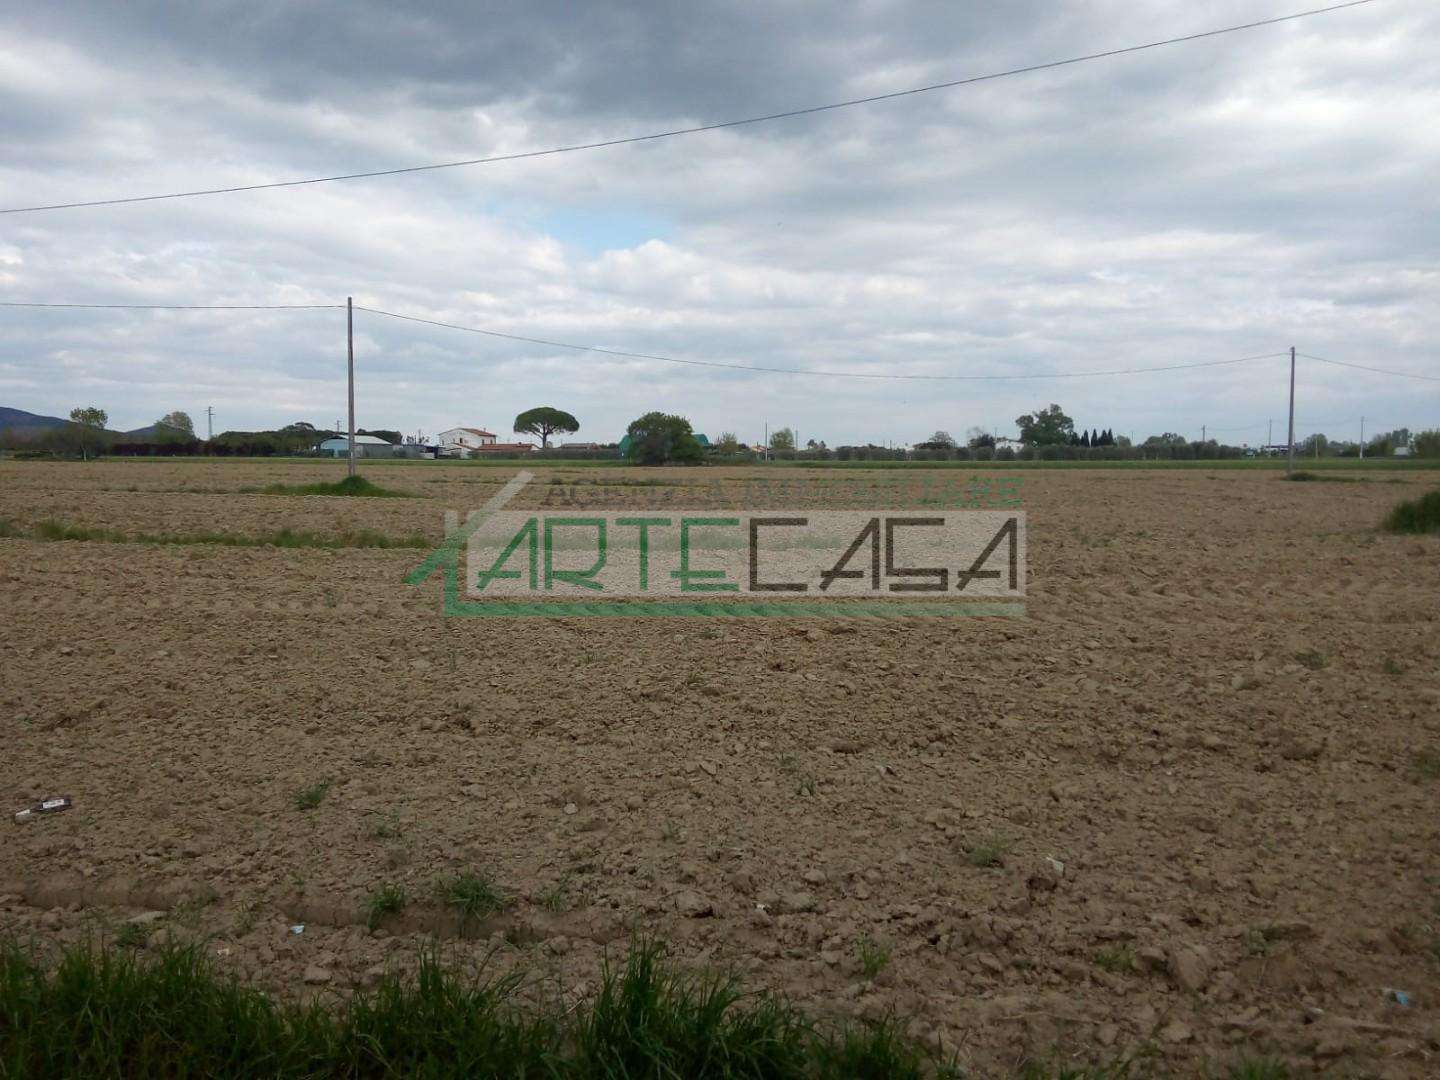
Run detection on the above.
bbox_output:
[357,304,1286,380]
[0,301,340,310]
[1298,352,1440,383]
[0,0,1378,216]
[9,298,1430,388]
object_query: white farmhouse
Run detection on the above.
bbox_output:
[436,427,497,456]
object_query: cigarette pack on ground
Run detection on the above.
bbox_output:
[13,796,73,824]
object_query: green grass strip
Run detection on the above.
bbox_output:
[23,519,430,550]
[0,937,1300,1078]
[0,938,939,1078]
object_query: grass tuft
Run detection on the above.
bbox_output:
[1413,748,1440,781]
[435,871,509,926]
[360,809,403,841]
[1383,489,1440,534]
[1093,945,1135,973]
[113,923,148,950]
[1293,649,1329,671]
[364,884,408,930]
[537,875,572,914]
[963,833,1013,868]
[854,934,891,980]
[293,778,333,811]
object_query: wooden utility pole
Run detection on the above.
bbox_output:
[1359,416,1365,459]
[1285,346,1296,477]
[346,297,356,478]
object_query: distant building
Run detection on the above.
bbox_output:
[316,434,396,458]
[1394,445,1414,457]
[465,442,534,456]
[436,427,497,456]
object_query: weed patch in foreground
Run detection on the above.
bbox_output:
[0,938,957,1078]
[1383,489,1440,535]
[0,938,1301,1077]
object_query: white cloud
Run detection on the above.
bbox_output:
[0,0,1435,445]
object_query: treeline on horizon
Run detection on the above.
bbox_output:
[2,410,1436,462]
[0,420,381,458]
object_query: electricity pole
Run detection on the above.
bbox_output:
[1359,416,1365,459]
[1201,424,1206,443]
[206,406,213,441]
[1285,346,1296,477]
[347,297,356,478]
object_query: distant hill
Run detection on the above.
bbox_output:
[122,422,190,440]
[0,406,70,432]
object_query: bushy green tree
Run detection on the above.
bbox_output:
[1014,404,1074,446]
[625,412,703,465]
[157,411,194,437]
[69,406,107,460]
[514,407,579,448]
[769,427,795,451]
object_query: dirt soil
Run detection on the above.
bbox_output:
[2,459,1438,1075]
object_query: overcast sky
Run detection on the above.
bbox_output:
[1,0,1436,445]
